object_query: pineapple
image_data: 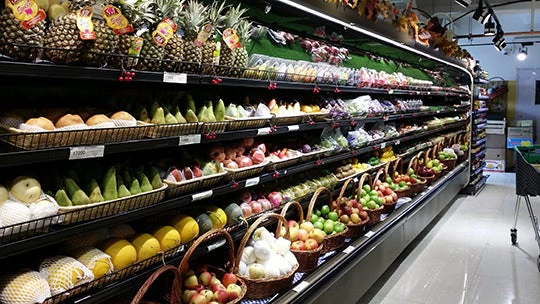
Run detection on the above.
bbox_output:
[44,0,95,65]
[230,19,253,77]
[180,0,206,74]
[162,0,185,72]
[0,2,46,62]
[201,1,226,74]
[217,3,247,76]
[80,3,119,67]
[109,0,143,69]
[136,0,183,71]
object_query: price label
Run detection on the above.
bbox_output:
[381,142,386,149]
[388,90,394,94]
[287,125,300,131]
[365,231,375,238]
[353,177,359,183]
[420,192,426,196]
[192,190,213,201]
[343,246,355,254]
[394,140,400,145]
[163,72,187,84]
[437,110,441,114]
[428,186,434,190]
[293,281,310,293]
[245,177,260,188]
[178,134,201,146]
[257,127,271,135]
[69,145,105,160]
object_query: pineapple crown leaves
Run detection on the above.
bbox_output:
[181,0,207,36]
[238,19,254,43]
[206,0,228,30]
[132,0,184,27]
[222,3,248,30]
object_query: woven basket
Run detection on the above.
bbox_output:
[146,122,201,138]
[164,171,228,197]
[405,155,427,195]
[277,201,323,273]
[271,114,305,126]
[334,177,369,238]
[371,168,396,215]
[265,151,301,171]
[436,142,457,170]
[223,161,269,181]
[298,147,332,163]
[178,229,247,304]
[457,134,468,163]
[225,116,272,131]
[58,184,167,224]
[305,187,348,253]
[234,214,299,299]
[385,159,412,199]
[415,150,436,186]
[201,122,229,134]
[131,265,182,304]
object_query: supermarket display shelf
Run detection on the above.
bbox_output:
[0,61,470,97]
[0,121,466,258]
[473,162,486,176]
[474,78,489,85]
[462,174,489,195]
[475,123,487,130]
[474,138,487,147]
[473,108,489,115]
[54,161,469,304]
[473,148,487,158]
[0,109,468,168]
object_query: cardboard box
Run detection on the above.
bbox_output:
[485,160,505,172]
[507,126,534,148]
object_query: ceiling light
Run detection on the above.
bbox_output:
[455,0,471,8]
[493,32,506,51]
[517,47,528,61]
[480,9,492,24]
[484,19,496,35]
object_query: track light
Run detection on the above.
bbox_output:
[493,32,506,51]
[473,1,491,24]
[517,47,528,61]
[481,9,492,24]
[484,18,496,35]
[455,0,471,8]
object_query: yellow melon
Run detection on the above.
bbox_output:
[129,233,161,261]
[169,215,199,244]
[206,205,227,229]
[151,225,181,251]
[99,238,137,270]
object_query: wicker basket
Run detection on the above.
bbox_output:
[164,171,228,197]
[405,155,427,195]
[265,151,301,171]
[372,168,397,215]
[303,112,327,122]
[0,122,152,150]
[436,142,457,170]
[277,201,323,273]
[201,122,229,134]
[385,159,413,199]
[146,122,201,138]
[457,134,468,163]
[305,187,348,253]
[334,177,369,238]
[298,147,332,163]
[178,229,247,304]
[234,214,299,299]
[223,161,269,181]
[131,265,182,304]
[225,116,272,131]
[271,114,305,126]
[57,184,167,224]
[416,150,436,186]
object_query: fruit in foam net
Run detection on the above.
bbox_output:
[71,247,113,279]
[0,269,52,304]
[9,176,42,203]
[0,185,7,204]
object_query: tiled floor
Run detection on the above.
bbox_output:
[360,173,540,304]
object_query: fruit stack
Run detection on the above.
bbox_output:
[278,201,324,272]
[306,187,348,253]
[415,150,437,185]
[237,190,280,219]
[196,205,228,235]
[358,171,391,222]
[332,177,369,237]
[164,160,225,197]
[179,229,246,304]
[235,214,299,299]
[437,144,458,170]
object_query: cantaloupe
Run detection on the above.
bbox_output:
[129,233,161,261]
[151,226,181,251]
[196,213,213,234]
[224,203,243,225]
[169,215,199,244]
[99,238,137,270]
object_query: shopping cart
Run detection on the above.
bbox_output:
[511,146,540,271]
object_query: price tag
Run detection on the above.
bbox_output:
[437,110,441,113]
[293,281,310,293]
[428,186,434,190]
[163,72,187,84]
[353,177,359,183]
[388,90,394,94]
[257,127,271,135]
[192,190,213,201]
[69,145,105,160]
[394,140,400,145]
[420,192,426,196]
[343,245,355,254]
[287,125,300,131]
[381,142,386,149]
[365,231,375,238]
[178,134,201,146]
[245,177,260,188]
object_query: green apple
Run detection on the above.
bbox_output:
[328,211,338,221]
[323,221,334,234]
[321,205,330,216]
[363,185,371,192]
[310,214,319,224]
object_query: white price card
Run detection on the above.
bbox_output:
[257,127,271,135]
[293,281,310,293]
[353,177,359,183]
[192,190,213,201]
[427,186,434,190]
[420,192,426,196]
[178,134,201,146]
[343,246,355,254]
[380,142,386,149]
[245,177,260,188]
[287,125,300,131]
[163,72,187,84]
[394,140,400,145]
[69,145,105,160]
[365,231,375,238]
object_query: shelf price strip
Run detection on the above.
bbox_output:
[163,72,187,84]
[178,134,201,146]
[244,177,260,188]
[69,145,105,160]
[293,281,310,293]
[192,190,213,201]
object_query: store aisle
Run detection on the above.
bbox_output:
[360,173,540,304]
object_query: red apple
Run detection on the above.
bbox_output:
[200,289,213,303]
[240,202,252,217]
[305,238,319,250]
[170,168,183,182]
[195,284,205,293]
[391,192,398,201]
[343,205,353,216]
[383,188,393,196]
[250,201,263,213]
[384,195,393,204]
[211,283,226,292]
[287,220,299,228]
[190,293,207,304]
[221,273,238,287]
[184,275,199,290]
[267,192,283,206]
[298,228,309,241]
[213,289,229,304]
[350,200,359,208]
[291,240,306,250]
[309,229,325,244]
[183,290,198,303]
[226,284,242,301]
[199,271,213,287]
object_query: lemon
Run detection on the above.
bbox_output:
[100,238,137,270]
[169,215,199,244]
[129,233,161,261]
[152,225,181,251]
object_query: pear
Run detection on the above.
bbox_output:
[148,167,162,189]
[293,101,301,113]
[186,93,196,113]
[64,177,90,206]
[197,106,208,122]
[174,106,187,123]
[138,173,153,192]
[206,101,217,122]
[149,101,160,117]
[225,104,239,118]
[86,178,105,203]
[129,179,142,195]
[117,176,131,198]
[185,109,198,123]
[215,99,225,122]
[165,112,178,124]
[237,105,247,118]
[102,167,118,201]
[151,107,166,124]
[55,189,72,207]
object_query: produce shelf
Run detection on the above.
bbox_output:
[473,108,489,115]
[461,174,489,195]
[473,162,486,176]
[473,148,487,158]
[474,78,489,85]
[0,121,466,257]
[473,138,487,147]
[0,109,468,168]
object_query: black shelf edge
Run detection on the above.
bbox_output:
[473,148,487,158]
[0,110,469,168]
[0,121,466,257]
[474,78,489,85]
[473,138,487,147]
[473,108,489,115]
[462,174,489,195]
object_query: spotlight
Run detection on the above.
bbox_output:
[472,4,484,22]
[517,47,528,61]
[493,32,506,51]
[455,0,472,8]
[480,9,492,24]
[484,18,496,35]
